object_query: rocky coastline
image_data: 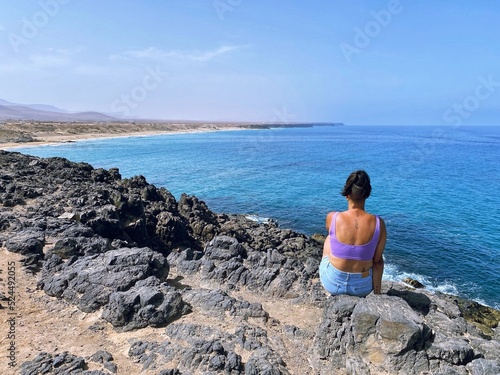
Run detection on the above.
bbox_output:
[0,150,499,375]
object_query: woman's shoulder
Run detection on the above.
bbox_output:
[369,213,386,231]
[325,211,337,230]
[326,211,337,219]
[370,212,384,222]
[326,210,342,221]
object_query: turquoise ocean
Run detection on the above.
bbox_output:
[13,125,500,309]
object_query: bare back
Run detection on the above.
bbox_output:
[334,210,378,245]
[323,210,386,273]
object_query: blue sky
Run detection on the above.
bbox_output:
[1,0,499,125]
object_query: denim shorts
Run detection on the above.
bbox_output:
[319,257,373,297]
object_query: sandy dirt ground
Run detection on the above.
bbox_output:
[0,121,263,150]
[0,248,323,375]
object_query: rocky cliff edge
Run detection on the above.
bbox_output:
[0,150,499,375]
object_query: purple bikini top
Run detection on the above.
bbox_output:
[329,212,380,261]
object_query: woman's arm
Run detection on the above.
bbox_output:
[322,212,335,258]
[325,212,335,232]
[372,217,387,294]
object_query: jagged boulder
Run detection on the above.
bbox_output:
[102,276,190,331]
[4,229,45,255]
[181,288,269,321]
[204,235,247,261]
[128,322,290,374]
[169,235,320,300]
[178,194,220,242]
[20,352,88,375]
[46,222,111,258]
[19,351,115,375]
[154,210,192,250]
[466,358,500,375]
[310,289,500,374]
[40,247,169,313]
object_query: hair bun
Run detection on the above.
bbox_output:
[340,170,372,199]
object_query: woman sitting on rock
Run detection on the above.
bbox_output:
[320,170,387,296]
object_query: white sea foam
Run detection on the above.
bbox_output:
[384,263,459,295]
[245,214,272,224]
[384,263,500,309]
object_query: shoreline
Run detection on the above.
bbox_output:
[0,122,249,150]
[0,128,245,150]
[0,121,339,150]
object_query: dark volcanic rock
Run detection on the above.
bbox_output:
[204,235,246,260]
[20,350,117,375]
[4,229,45,255]
[102,276,190,332]
[192,235,320,300]
[129,322,288,374]
[20,351,110,375]
[40,247,169,313]
[309,288,500,374]
[403,277,425,289]
[245,347,290,375]
[89,350,117,374]
[181,288,269,321]
[47,223,111,258]
[0,151,195,255]
[2,151,499,375]
[178,193,220,242]
[456,297,500,333]
[129,337,245,374]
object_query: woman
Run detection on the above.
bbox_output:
[319,170,387,296]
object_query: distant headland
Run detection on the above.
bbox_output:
[0,120,344,149]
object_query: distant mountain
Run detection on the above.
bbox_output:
[0,99,21,106]
[0,99,117,122]
[0,99,69,113]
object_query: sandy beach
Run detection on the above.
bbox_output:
[0,121,272,150]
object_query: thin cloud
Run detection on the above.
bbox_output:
[116,45,241,62]
[0,24,5,31]
[195,45,239,62]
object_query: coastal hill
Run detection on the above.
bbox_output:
[0,99,343,130]
[0,99,117,122]
[0,99,343,148]
[0,150,499,374]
